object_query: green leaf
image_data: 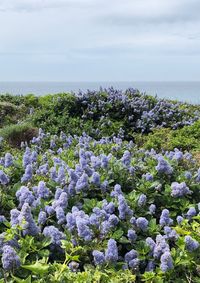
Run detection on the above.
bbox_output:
[38,249,50,258]
[112,228,124,240]
[142,271,156,282]
[40,237,52,248]
[82,198,97,212]
[61,240,73,250]
[22,261,49,275]
[118,236,130,244]
[174,226,190,236]
[149,181,160,189]
[66,254,80,262]
[12,275,32,283]
[149,218,158,233]
[136,241,150,255]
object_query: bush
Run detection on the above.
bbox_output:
[0,131,200,282]
[0,123,38,147]
[0,93,25,105]
[138,120,200,152]
[0,88,200,282]
[0,102,27,127]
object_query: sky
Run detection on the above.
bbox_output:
[0,0,200,81]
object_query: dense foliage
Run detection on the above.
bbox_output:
[1,88,200,144]
[0,88,200,282]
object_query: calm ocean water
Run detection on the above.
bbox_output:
[0,81,200,104]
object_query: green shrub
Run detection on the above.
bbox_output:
[137,120,200,152]
[0,123,38,147]
[0,101,27,127]
[134,128,172,151]
[0,93,25,105]
[23,94,39,108]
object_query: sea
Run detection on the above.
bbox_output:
[0,81,200,104]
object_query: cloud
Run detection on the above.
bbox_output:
[2,0,198,18]
[0,0,93,12]
[0,0,199,80]
[99,0,200,26]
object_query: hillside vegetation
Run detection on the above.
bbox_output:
[0,88,200,282]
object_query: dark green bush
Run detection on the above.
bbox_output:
[0,123,38,147]
[0,93,25,105]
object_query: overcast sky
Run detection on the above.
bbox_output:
[0,0,199,81]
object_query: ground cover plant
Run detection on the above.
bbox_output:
[0,88,200,282]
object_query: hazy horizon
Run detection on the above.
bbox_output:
[0,81,200,104]
[1,80,200,83]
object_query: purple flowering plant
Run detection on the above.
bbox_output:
[0,89,200,282]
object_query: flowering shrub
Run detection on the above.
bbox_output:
[0,90,200,282]
[31,88,200,138]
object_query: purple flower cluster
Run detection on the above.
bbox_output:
[68,261,79,272]
[118,195,133,220]
[127,229,137,242]
[4,153,13,167]
[0,215,6,223]
[2,245,20,271]
[184,236,199,252]
[76,216,93,241]
[18,203,39,236]
[91,171,100,186]
[153,235,170,259]
[160,251,173,272]
[38,211,47,225]
[124,249,139,269]
[110,184,122,197]
[146,234,171,266]
[186,207,197,219]
[121,150,131,167]
[22,147,32,167]
[10,209,20,226]
[0,170,9,185]
[16,186,35,207]
[143,173,153,181]
[75,173,89,193]
[156,157,173,175]
[176,216,184,225]
[105,239,118,262]
[171,182,191,197]
[163,226,178,240]
[92,250,105,265]
[159,209,173,227]
[149,204,156,215]
[66,207,93,241]
[21,164,33,182]
[43,225,66,246]
[138,194,147,207]
[136,217,149,231]
[35,181,50,199]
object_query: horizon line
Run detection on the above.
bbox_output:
[1,80,200,83]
